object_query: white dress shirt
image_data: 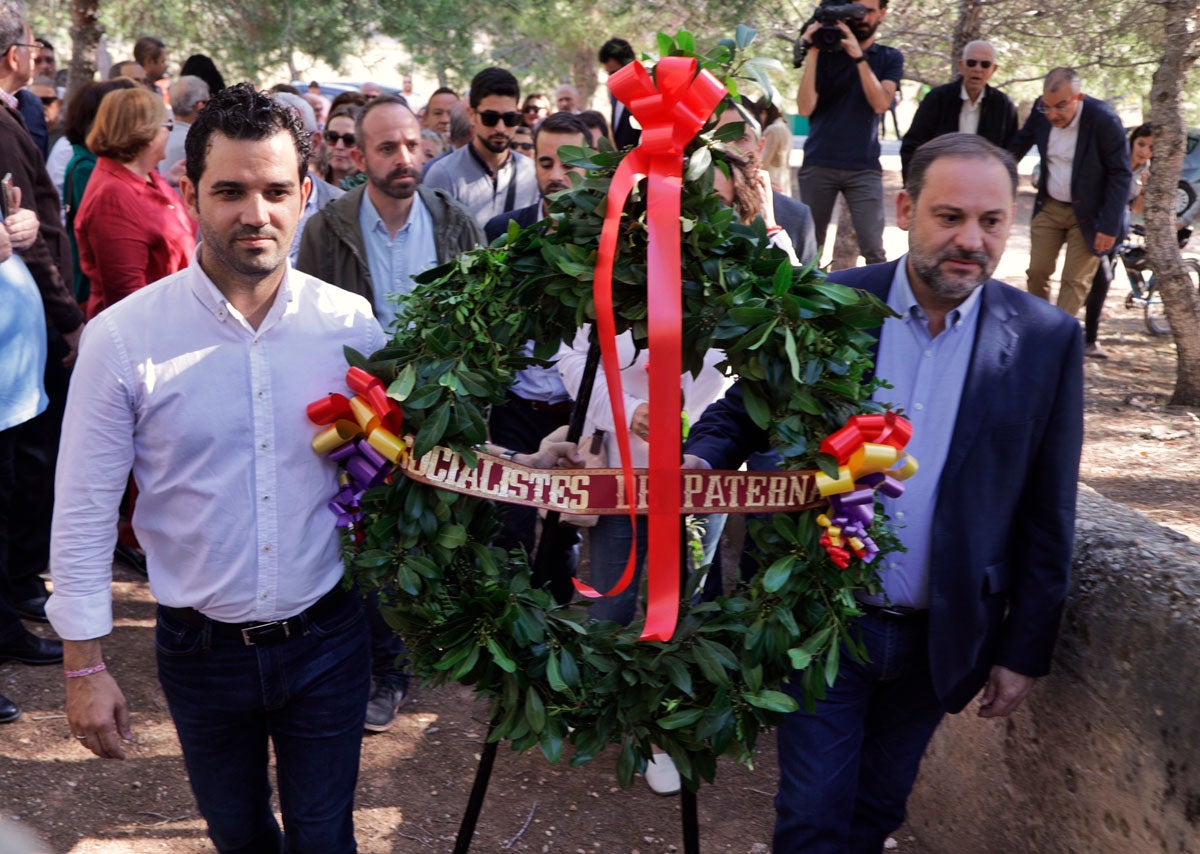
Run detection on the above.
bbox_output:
[557,325,729,466]
[47,259,384,640]
[958,85,984,136]
[1046,103,1082,204]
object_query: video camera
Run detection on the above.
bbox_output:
[793,0,868,66]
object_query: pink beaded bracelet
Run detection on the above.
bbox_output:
[64,662,107,678]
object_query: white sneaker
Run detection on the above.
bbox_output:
[644,753,681,795]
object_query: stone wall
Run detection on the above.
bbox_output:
[906,486,1200,854]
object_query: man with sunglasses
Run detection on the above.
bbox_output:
[1009,66,1131,317]
[899,40,1018,182]
[424,66,539,226]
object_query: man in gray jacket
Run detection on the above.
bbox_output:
[296,94,482,333]
[295,95,481,732]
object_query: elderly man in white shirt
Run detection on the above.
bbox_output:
[47,83,384,852]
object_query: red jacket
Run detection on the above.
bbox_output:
[76,156,196,319]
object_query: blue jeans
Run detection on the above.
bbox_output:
[587,514,724,625]
[773,612,945,853]
[156,589,370,853]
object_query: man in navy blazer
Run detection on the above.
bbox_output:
[1008,67,1131,317]
[684,134,1083,852]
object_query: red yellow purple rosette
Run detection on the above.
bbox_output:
[814,412,918,568]
[306,367,405,531]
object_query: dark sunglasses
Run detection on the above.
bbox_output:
[478,110,522,128]
[509,141,534,152]
[324,130,356,146]
[522,105,545,114]
[39,95,58,106]
[964,59,993,69]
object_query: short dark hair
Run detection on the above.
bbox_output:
[34,35,51,51]
[429,86,457,101]
[534,110,593,148]
[64,78,136,146]
[185,82,310,186]
[1130,122,1153,145]
[468,67,519,109]
[354,93,414,146]
[133,36,164,66]
[578,109,610,141]
[598,37,635,66]
[905,133,1017,205]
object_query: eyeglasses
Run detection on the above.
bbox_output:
[478,110,522,128]
[1036,97,1077,115]
[5,42,38,54]
[39,95,58,106]
[324,130,356,146]
[963,59,993,69]
[509,141,534,152]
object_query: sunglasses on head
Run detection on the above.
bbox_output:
[509,140,534,152]
[478,110,522,128]
[964,59,993,69]
[324,130,356,146]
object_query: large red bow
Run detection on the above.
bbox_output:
[575,57,726,642]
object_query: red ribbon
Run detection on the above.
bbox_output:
[575,57,726,641]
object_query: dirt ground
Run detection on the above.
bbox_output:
[3,175,1198,853]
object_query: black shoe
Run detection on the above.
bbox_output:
[0,631,64,665]
[114,543,148,575]
[0,693,20,723]
[364,681,408,733]
[13,595,48,623]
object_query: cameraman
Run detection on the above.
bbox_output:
[795,0,902,264]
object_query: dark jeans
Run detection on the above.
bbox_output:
[1085,253,1117,346]
[488,393,578,578]
[773,612,945,853]
[155,589,370,853]
[6,329,69,601]
[797,163,887,265]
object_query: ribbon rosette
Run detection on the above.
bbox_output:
[813,412,918,568]
[307,367,405,531]
[581,57,726,642]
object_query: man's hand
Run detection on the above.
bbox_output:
[62,324,83,370]
[522,440,584,470]
[681,454,712,471]
[1094,232,1116,254]
[977,665,1035,718]
[5,208,38,252]
[66,668,133,760]
[630,402,649,441]
[836,20,862,58]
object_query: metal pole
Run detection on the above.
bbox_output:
[452,718,499,853]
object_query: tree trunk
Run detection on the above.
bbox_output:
[831,197,859,271]
[1144,0,1200,405]
[67,0,103,103]
[950,0,983,72]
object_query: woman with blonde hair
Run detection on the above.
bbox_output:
[74,86,195,319]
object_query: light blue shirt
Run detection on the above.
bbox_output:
[359,188,438,332]
[0,256,47,431]
[867,258,982,609]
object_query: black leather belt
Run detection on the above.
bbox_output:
[160,584,351,646]
[508,393,572,415]
[856,602,929,622]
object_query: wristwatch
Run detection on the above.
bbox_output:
[854,54,868,64]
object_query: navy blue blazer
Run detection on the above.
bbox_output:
[1008,94,1132,253]
[899,79,1019,181]
[685,260,1084,713]
[484,202,543,243]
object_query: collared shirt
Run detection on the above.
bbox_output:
[958,84,984,135]
[1046,102,1082,204]
[359,187,438,331]
[866,258,982,609]
[422,143,539,226]
[0,256,47,431]
[0,87,17,111]
[46,259,384,639]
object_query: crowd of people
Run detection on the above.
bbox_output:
[0,0,1156,847]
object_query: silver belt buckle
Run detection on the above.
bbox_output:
[241,620,291,646]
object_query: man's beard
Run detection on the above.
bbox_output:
[851,19,878,42]
[370,166,421,200]
[479,132,510,154]
[908,245,994,303]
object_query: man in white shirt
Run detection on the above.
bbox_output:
[1008,67,1132,316]
[47,83,384,852]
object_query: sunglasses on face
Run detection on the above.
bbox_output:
[38,95,58,106]
[510,141,534,152]
[478,110,522,128]
[964,59,993,69]
[324,130,356,146]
